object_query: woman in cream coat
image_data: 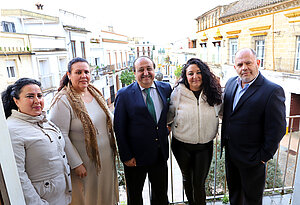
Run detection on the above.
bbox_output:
[1,78,71,205]
[168,58,222,205]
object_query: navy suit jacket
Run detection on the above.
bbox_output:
[114,81,172,166]
[221,73,286,167]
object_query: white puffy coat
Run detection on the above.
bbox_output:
[167,84,222,144]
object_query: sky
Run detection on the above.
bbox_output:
[2,0,237,44]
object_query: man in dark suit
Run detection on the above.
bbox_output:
[114,56,172,205]
[221,48,286,205]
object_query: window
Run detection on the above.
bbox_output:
[71,40,76,58]
[295,36,300,71]
[58,57,67,79]
[2,21,16,33]
[229,38,238,64]
[102,88,105,99]
[110,85,115,103]
[192,40,197,48]
[95,58,100,66]
[6,60,17,78]
[256,40,265,68]
[81,41,86,59]
[38,59,54,89]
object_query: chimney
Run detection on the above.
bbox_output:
[35,3,44,10]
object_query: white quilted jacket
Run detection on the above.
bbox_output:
[167,83,222,144]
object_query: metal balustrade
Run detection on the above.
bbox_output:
[118,115,300,204]
[166,115,300,204]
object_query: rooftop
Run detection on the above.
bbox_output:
[221,0,289,18]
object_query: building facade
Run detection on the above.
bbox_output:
[195,0,300,123]
[0,7,133,109]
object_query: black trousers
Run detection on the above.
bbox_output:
[171,137,213,205]
[225,146,266,205]
[124,157,169,205]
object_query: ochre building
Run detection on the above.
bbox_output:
[196,0,300,73]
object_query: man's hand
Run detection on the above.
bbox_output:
[74,164,87,178]
[124,158,137,167]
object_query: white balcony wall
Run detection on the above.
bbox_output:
[101,32,127,42]
[29,35,66,50]
[22,22,65,37]
[0,33,31,51]
[59,10,86,28]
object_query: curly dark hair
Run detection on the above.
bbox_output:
[178,58,222,106]
[1,78,41,118]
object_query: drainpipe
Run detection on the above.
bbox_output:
[21,17,25,33]
[68,30,72,59]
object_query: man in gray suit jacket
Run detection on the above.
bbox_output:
[221,48,286,205]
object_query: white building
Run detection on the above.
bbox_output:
[0,9,68,110]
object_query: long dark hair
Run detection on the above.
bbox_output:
[1,78,41,118]
[58,57,89,91]
[178,58,222,106]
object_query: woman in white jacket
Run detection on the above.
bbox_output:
[168,58,222,205]
[1,78,72,205]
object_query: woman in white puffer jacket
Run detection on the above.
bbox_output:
[168,58,222,205]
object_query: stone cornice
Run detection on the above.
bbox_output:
[250,32,268,36]
[63,25,90,33]
[289,19,300,23]
[226,30,241,35]
[220,0,300,23]
[102,39,129,44]
[285,10,300,17]
[1,9,59,23]
[101,30,128,38]
[249,25,271,31]
[227,35,239,38]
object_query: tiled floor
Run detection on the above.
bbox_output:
[119,191,293,205]
[205,194,293,205]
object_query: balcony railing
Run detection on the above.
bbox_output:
[40,75,55,90]
[119,115,300,204]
